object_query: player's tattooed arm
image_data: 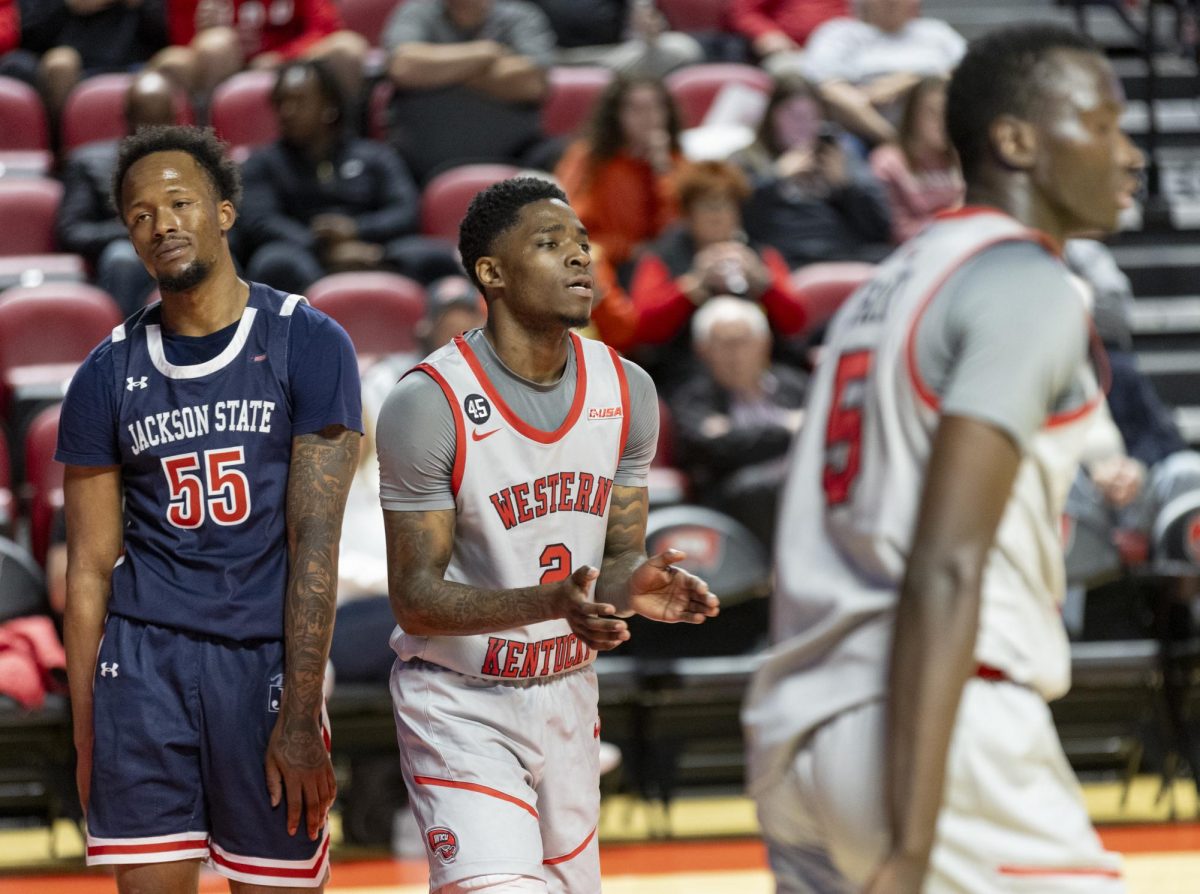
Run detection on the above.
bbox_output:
[267,424,360,840]
[596,485,719,624]
[384,508,629,650]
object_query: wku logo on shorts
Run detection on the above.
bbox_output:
[427,826,459,864]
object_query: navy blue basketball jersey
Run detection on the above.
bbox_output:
[106,285,303,641]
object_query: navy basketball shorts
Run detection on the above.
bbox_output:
[85,615,331,888]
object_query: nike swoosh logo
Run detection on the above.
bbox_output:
[472,428,501,441]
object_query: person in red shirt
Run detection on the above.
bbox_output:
[729,0,848,72]
[151,0,366,102]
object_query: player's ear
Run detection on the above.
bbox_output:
[989,114,1037,171]
[218,199,237,234]
[476,256,504,290]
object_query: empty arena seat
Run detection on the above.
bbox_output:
[665,63,772,129]
[420,163,521,239]
[22,403,62,566]
[0,179,63,256]
[307,272,427,359]
[0,76,49,151]
[0,284,122,419]
[340,0,403,45]
[541,66,612,138]
[657,0,729,32]
[210,70,278,161]
[61,73,194,154]
[790,261,877,332]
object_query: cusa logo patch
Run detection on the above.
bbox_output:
[427,826,459,864]
[588,406,623,420]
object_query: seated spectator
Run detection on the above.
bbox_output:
[555,73,685,272]
[0,0,38,86]
[152,0,367,103]
[670,297,807,547]
[802,0,965,145]
[628,160,807,395]
[730,0,848,75]
[419,274,488,350]
[869,75,962,243]
[738,75,892,268]
[240,60,460,294]
[531,0,702,76]
[20,0,168,124]
[382,0,556,182]
[56,70,177,316]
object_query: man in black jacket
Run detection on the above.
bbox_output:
[239,59,459,293]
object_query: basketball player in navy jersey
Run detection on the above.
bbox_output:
[58,125,361,892]
[743,25,1143,894]
[376,177,720,893]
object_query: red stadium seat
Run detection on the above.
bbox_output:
[340,0,405,45]
[649,398,688,506]
[0,76,49,151]
[0,179,63,255]
[0,283,122,418]
[541,66,612,138]
[656,0,729,32]
[307,272,427,359]
[665,63,772,128]
[23,402,62,566]
[211,70,279,161]
[790,261,876,331]
[61,73,194,154]
[421,163,521,239]
[0,433,12,533]
[0,151,52,178]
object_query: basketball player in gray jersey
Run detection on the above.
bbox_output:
[742,24,1144,894]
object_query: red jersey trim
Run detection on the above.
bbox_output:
[904,235,1069,413]
[543,826,597,865]
[932,206,1063,258]
[607,345,631,463]
[412,775,539,820]
[454,332,589,445]
[997,865,1121,879]
[209,835,330,879]
[1044,323,1109,429]
[415,363,466,496]
[87,837,209,857]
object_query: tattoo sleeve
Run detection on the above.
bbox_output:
[595,484,648,609]
[281,425,360,729]
[384,509,559,635]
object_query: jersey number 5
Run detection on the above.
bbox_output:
[823,350,872,506]
[162,447,252,529]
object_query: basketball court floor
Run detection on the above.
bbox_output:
[1,778,1198,892]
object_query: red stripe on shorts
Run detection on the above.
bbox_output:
[412,775,539,819]
[208,834,330,879]
[87,838,208,857]
[543,826,597,865]
[998,865,1122,879]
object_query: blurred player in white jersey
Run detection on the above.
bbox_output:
[742,24,1144,893]
[376,177,719,893]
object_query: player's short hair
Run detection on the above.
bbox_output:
[947,24,1100,181]
[112,124,242,214]
[458,176,569,292]
[692,296,770,345]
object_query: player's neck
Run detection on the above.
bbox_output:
[482,317,571,385]
[964,181,1068,245]
[158,261,250,337]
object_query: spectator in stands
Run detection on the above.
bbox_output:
[382,0,556,182]
[555,73,685,272]
[869,75,962,243]
[20,0,168,125]
[151,0,368,104]
[239,60,459,294]
[730,0,848,75]
[628,160,807,395]
[738,74,892,268]
[802,0,965,145]
[671,297,807,547]
[56,70,177,316]
[419,274,487,350]
[0,0,39,86]
[531,0,702,76]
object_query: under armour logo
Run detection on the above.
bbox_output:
[100,662,119,677]
[126,376,148,391]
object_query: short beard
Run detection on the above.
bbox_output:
[158,260,212,294]
[560,312,591,330]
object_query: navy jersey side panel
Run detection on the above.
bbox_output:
[108,284,298,641]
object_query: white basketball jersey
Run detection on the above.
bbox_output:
[743,209,1102,789]
[389,332,630,679]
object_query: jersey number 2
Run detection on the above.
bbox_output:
[539,543,572,584]
[162,447,252,529]
[822,350,872,506]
